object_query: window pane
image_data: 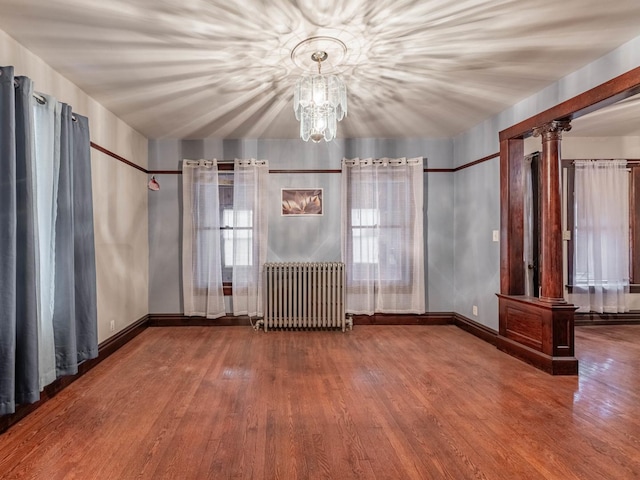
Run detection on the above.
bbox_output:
[353,228,378,264]
[223,232,253,267]
[234,210,253,228]
[352,208,379,227]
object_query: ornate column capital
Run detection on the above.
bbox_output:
[532,120,572,141]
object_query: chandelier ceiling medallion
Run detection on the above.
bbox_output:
[292,36,348,143]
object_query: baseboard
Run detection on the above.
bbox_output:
[148,313,253,327]
[453,313,498,346]
[0,314,149,435]
[575,311,640,325]
[352,312,453,325]
[149,312,456,327]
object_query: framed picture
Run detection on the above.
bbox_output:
[281,188,323,216]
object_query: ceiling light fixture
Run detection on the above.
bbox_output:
[293,50,347,143]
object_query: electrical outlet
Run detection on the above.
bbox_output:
[110,320,115,332]
[492,230,500,242]
[472,305,478,316]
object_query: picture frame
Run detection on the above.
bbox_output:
[281,188,323,216]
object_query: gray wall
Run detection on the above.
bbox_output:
[453,158,500,330]
[148,137,454,314]
[149,34,640,324]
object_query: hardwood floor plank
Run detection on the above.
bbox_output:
[1,325,640,479]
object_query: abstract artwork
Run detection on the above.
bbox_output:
[281,188,323,216]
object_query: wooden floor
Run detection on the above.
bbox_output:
[0,325,639,479]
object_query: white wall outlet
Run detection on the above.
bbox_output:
[472,305,478,316]
[110,320,115,332]
[492,230,500,242]
[562,230,571,241]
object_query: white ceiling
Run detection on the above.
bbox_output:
[1,0,640,140]
[568,94,640,137]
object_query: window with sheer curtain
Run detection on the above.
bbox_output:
[182,159,268,319]
[341,157,425,315]
[182,160,226,318]
[571,159,629,313]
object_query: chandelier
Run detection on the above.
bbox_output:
[293,50,347,143]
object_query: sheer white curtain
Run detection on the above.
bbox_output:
[231,159,269,317]
[182,159,226,318]
[33,93,60,389]
[572,159,629,313]
[341,157,425,315]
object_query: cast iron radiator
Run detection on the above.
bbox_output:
[261,262,351,331]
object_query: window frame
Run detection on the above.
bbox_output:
[564,160,639,293]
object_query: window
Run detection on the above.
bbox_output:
[351,208,379,263]
[221,209,253,269]
[564,161,638,292]
[217,172,255,286]
[183,159,268,317]
[349,204,407,284]
[341,157,425,315]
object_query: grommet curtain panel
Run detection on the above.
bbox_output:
[0,66,97,416]
[341,157,425,315]
[231,159,269,317]
[182,159,226,318]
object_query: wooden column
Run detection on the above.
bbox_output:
[497,120,577,375]
[532,120,571,304]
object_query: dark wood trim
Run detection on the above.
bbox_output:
[500,138,525,295]
[92,315,149,362]
[563,158,640,163]
[500,66,640,141]
[270,169,342,174]
[0,315,150,434]
[148,314,254,327]
[148,169,181,175]
[453,313,498,346]
[90,142,148,174]
[454,152,500,172]
[149,313,455,327]
[575,311,640,325]
[150,168,465,174]
[351,312,453,325]
[145,157,503,177]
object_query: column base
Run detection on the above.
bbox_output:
[496,294,578,375]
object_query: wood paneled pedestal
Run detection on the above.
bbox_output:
[496,294,578,375]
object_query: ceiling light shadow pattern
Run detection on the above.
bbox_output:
[1,0,640,138]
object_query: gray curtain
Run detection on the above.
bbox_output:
[53,105,98,376]
[0,66,98,415]
[0,67,40,415]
